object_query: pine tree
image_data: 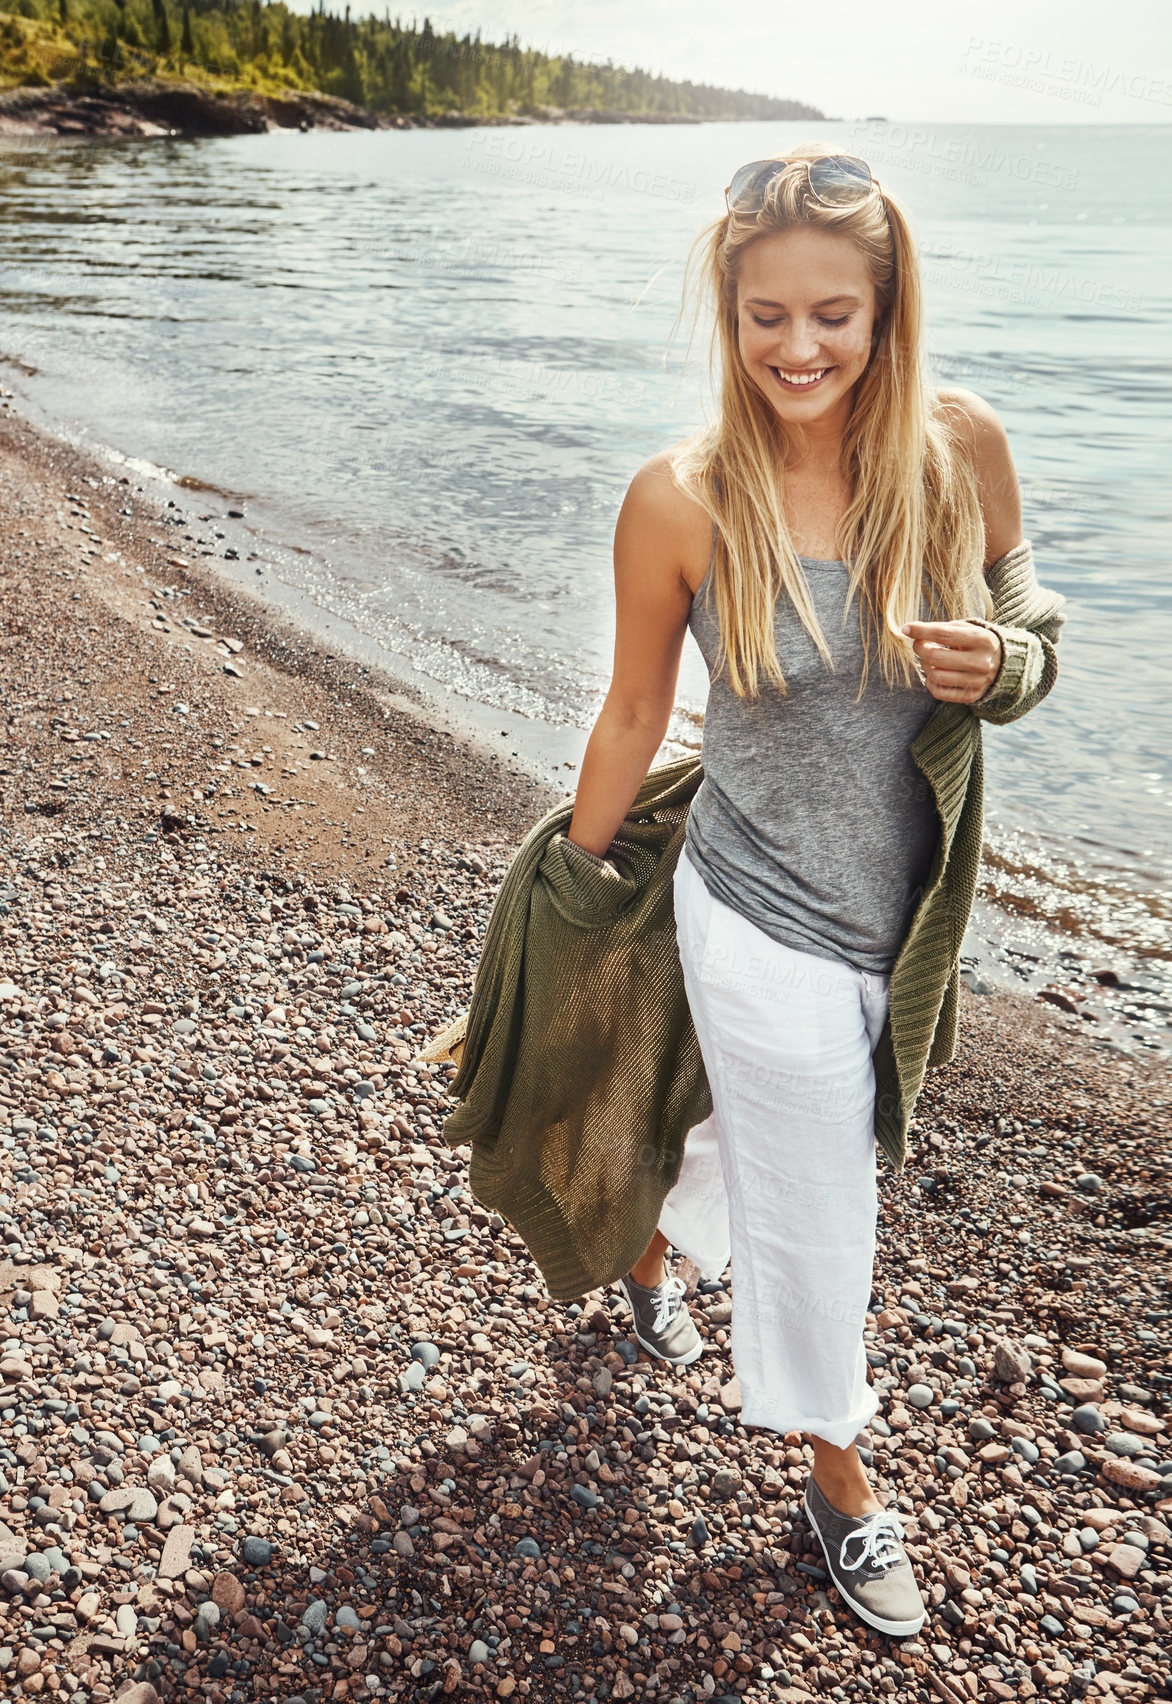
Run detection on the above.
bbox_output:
[152,0,172,55]
[180,3,193,57]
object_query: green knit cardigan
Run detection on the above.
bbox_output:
[418,541,1068,1301]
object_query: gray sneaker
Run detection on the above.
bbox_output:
[617,1271,703,1366]
[802,1475,926,1639]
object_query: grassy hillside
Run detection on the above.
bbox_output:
[0,0,823,121]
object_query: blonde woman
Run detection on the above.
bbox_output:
[564,147,1057,1638]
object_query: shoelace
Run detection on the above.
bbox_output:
[649,1274,687,1334]
[838,1508,907,1574]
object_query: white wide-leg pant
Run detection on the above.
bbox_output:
[660,848,890,1450]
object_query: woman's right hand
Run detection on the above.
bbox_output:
[566,451,713,858]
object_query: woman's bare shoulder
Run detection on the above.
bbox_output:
[932,386,1023,568]
[620,447,716,596]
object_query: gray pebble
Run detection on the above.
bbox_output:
[242,1536,273,1567]
[411,1342,441,1368]
[1071,1404,1104,1435]
[469,1639,490,1664]
[301,1599,328,1634]
[1105,1432,1149,1458]
[907,1383,935,1409]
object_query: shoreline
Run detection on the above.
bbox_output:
[0,80,799,140]
[0,405,1170,1701]
[2,372,1162,1063]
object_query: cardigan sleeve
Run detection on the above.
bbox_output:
[964,541,1068,726]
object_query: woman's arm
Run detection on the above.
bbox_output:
[934,385,1023,569]
[567,454,705,858]
[899,386,1042,705]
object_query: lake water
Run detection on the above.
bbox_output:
[1,118,1168,1051]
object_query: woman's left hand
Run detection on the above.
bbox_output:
[900,619,1003,704]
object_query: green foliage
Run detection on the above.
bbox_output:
[0,0,821,122]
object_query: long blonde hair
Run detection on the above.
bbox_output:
[666,140,994,701]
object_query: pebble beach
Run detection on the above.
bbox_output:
[0,402,1169,1704]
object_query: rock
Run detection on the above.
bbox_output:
[907,1383,935,1409]
[1119,1407,1163,1437]
[1071,1404,1105,1435]
[992,1339,1031,1383]
[173,1451,201,1492]
[1062,1347,1107,1380]
[1101,1459,1162,1494]
[712,1468,742,1499]
[194,1601,221,1635]
[301,1599,328,1634]
[1105,1432,1151,1459]
[336,1604,361,1630]
[211,1571,246,1613]
[1102,1544,1145,1580]
[159,1526,196,1580]
[242,1536,273,1567]
[147,1456,176,1493]
[98,1486,157,1522]
[513,1537,541,1559]
[469,1638,490,1664]
[1061,1377,1106,1403]
[392,1531,415,1558]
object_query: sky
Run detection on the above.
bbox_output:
[281,0,1172,124]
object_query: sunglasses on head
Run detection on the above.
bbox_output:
[725,154,883,216]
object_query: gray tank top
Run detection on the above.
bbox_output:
[683,528,942,975]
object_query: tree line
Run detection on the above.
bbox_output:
[0,0,824,121]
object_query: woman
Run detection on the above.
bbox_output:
[563,146,1036,1639]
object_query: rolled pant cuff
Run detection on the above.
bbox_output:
[657,1199,730,1285]
[737,1386,881,1452]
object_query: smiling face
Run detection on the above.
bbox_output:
[735,226,880,436]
